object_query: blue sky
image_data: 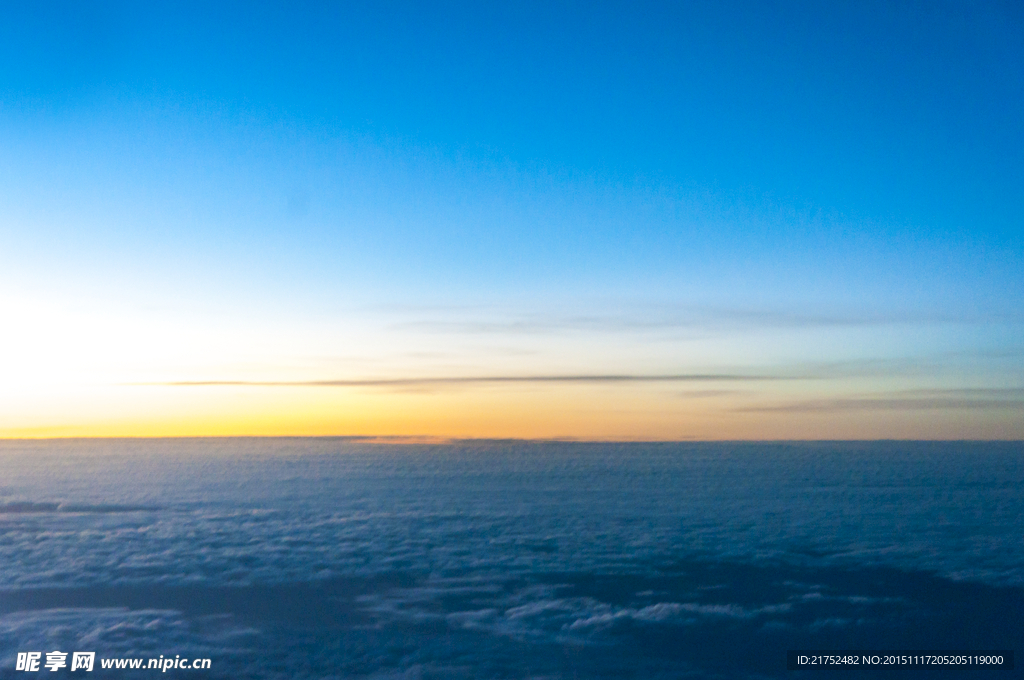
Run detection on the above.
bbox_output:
[1,1,1022,437]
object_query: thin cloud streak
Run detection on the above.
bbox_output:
[383,305,1022,337]
[739,388,1024,413]
[148,374,787,388]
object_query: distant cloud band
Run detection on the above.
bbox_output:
[150,374,782,388]
[737,388,1024,413]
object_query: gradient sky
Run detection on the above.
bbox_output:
[1,0,1022,439]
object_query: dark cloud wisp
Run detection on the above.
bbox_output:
[152,374,784,388]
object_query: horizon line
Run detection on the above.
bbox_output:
[1,435,1021,443]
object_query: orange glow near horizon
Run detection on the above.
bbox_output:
[3,381,1022,441]
[3,293,1022,441]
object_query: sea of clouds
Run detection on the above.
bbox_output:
[0,440,1021,678]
